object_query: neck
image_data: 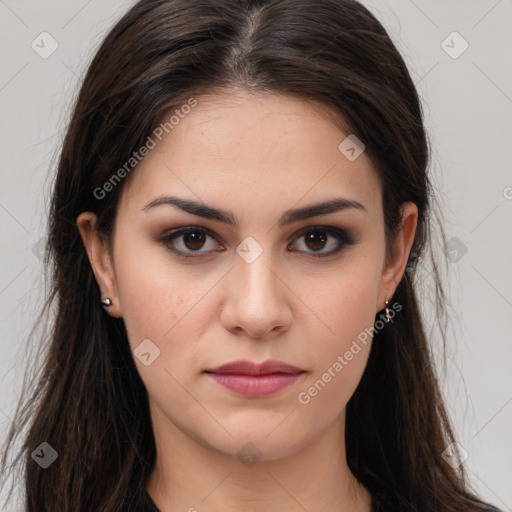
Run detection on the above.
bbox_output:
[145,404,371,512]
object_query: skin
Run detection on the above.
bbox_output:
[77,88,417,512]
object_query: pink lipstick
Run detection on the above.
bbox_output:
[204,359,305,397]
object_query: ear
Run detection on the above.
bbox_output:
[76,212,122,318]
[378,201,418,310]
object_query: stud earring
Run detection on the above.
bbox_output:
[384,296,391,323]
[100,297,113,307]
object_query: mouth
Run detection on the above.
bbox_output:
[204,371,306,397]
[205,358,304,375]
[203,359,306,397]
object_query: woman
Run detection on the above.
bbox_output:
[0,0,503,510]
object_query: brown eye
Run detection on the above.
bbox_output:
[182,231,207,251]
[158,227,222,258]
[304,231,328,251]
[289,227,355,257]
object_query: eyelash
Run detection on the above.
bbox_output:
[156,225,356,260]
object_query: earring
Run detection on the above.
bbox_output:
[100,297,113,307]
[384,296,391,323]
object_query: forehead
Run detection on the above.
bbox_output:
[119,89,382,221]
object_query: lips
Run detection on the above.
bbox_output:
[204,359,305,397]
[204,359,304,376]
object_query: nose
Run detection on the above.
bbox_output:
[220,249,293,340]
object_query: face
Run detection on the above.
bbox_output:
[78,89,416,462]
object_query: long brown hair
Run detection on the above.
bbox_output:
[0,0,495,510]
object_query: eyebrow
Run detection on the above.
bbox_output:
[142,195,367,226]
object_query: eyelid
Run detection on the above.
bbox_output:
[155,226,222,259]
[289,225,356,257]
[156,224,356,259]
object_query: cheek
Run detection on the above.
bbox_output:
[295,295,375,427]
[114,249,211,409]
[308,258,381,346]
[113,233,202,341]
[112,234,227,393]
[295,258,381,402]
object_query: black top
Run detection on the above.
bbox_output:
[140,487,503,512]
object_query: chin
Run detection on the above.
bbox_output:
[206,428,308,464]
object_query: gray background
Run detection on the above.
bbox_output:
[1,0,511,510]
